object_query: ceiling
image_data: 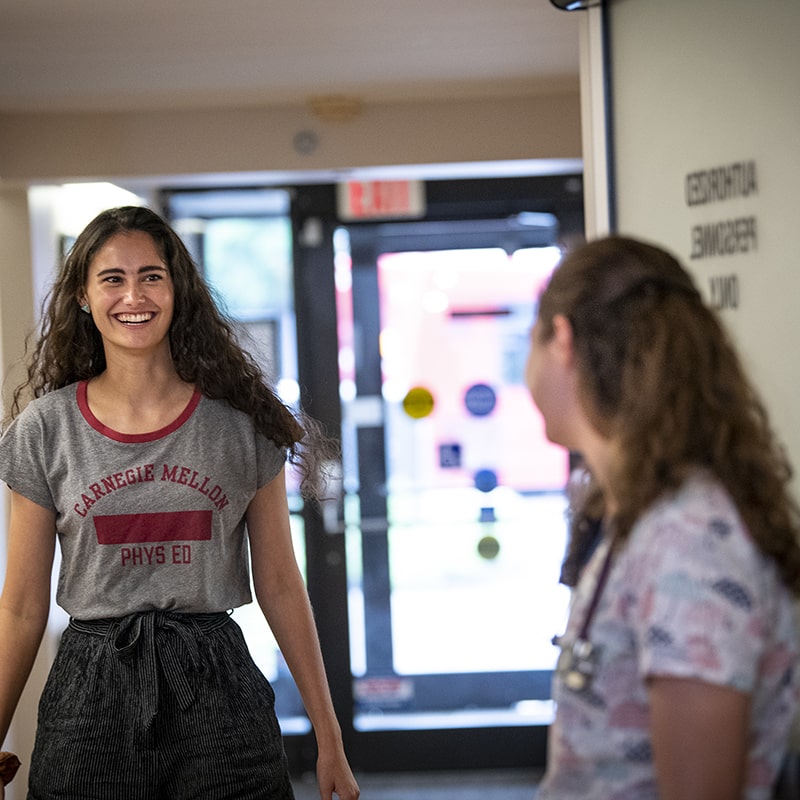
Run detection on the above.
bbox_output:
[0,0,581,114]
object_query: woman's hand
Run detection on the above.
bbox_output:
[0,751,21,798]
[315,745,359,800]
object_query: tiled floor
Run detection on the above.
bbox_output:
[291,768,542,799]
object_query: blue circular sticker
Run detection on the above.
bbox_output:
[464,383,497,417]
[474,468,498,493]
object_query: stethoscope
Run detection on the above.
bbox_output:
[552,537,615,693]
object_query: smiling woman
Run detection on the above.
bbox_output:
[0,206,360,800]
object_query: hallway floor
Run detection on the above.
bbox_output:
[291,768,542,799]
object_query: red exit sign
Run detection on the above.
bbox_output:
[337,179,426,221]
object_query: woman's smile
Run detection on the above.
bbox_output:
[115,311,155,324]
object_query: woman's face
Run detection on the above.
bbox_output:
[80,230,175,361]
[525,315,581,451]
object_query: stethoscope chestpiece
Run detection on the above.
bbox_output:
[553,636,600,694]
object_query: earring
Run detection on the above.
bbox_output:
[81,304,90,314]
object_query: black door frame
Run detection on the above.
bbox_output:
[289,175,584,774]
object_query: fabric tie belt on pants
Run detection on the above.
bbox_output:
[70,610,231,731]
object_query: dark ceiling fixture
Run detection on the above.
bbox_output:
[549,0,600,10]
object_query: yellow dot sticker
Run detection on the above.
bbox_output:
[402,386,435,419]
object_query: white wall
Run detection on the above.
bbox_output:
[606,0,800,489]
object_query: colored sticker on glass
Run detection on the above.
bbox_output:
[402,386,435,419]
[464,383,497,417]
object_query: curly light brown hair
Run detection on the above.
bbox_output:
[9,205,333,499]
[538,235,800,594]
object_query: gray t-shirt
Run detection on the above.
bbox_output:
[0,381,286,619]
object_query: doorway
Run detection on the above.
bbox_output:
[163,172,584,773]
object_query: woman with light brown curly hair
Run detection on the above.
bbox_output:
[527,235,800,799]
[0,206,358,800]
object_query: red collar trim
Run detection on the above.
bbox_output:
[77,380,201,443]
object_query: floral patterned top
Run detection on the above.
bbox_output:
[538,471,799,799]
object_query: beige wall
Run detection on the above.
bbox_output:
[606,0,800,489]
[0,188,41,800]
[0,189,35,416]
[0,91,581,185]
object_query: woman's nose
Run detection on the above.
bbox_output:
[125,283,145,304]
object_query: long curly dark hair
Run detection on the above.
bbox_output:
[9,205,334,500]
[537,235,800,594]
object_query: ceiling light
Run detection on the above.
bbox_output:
[308,95,364,123]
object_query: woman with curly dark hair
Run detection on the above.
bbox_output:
[0,206,358,800]
[527,236,800,799]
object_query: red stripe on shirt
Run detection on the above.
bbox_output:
[94,510,213,544]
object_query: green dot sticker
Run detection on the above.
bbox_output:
[477,535,501,560]
[402,386,435,419]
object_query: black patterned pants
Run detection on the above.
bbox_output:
[28,611,295,800]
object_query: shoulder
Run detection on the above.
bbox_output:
[26,382,79,411]
[621,473,795,692]
[47,383,83,412]
[632,472,745,554]
[623,470,779,618]
[620,471,769,616]
[2,383,80,434]
[196,395,287,457]
[195,394,257,432]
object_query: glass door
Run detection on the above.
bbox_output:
[332,217,573,769]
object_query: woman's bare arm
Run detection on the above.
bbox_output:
[649,675,749,800]
[246,469,359,800]
[0,491,57,746]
